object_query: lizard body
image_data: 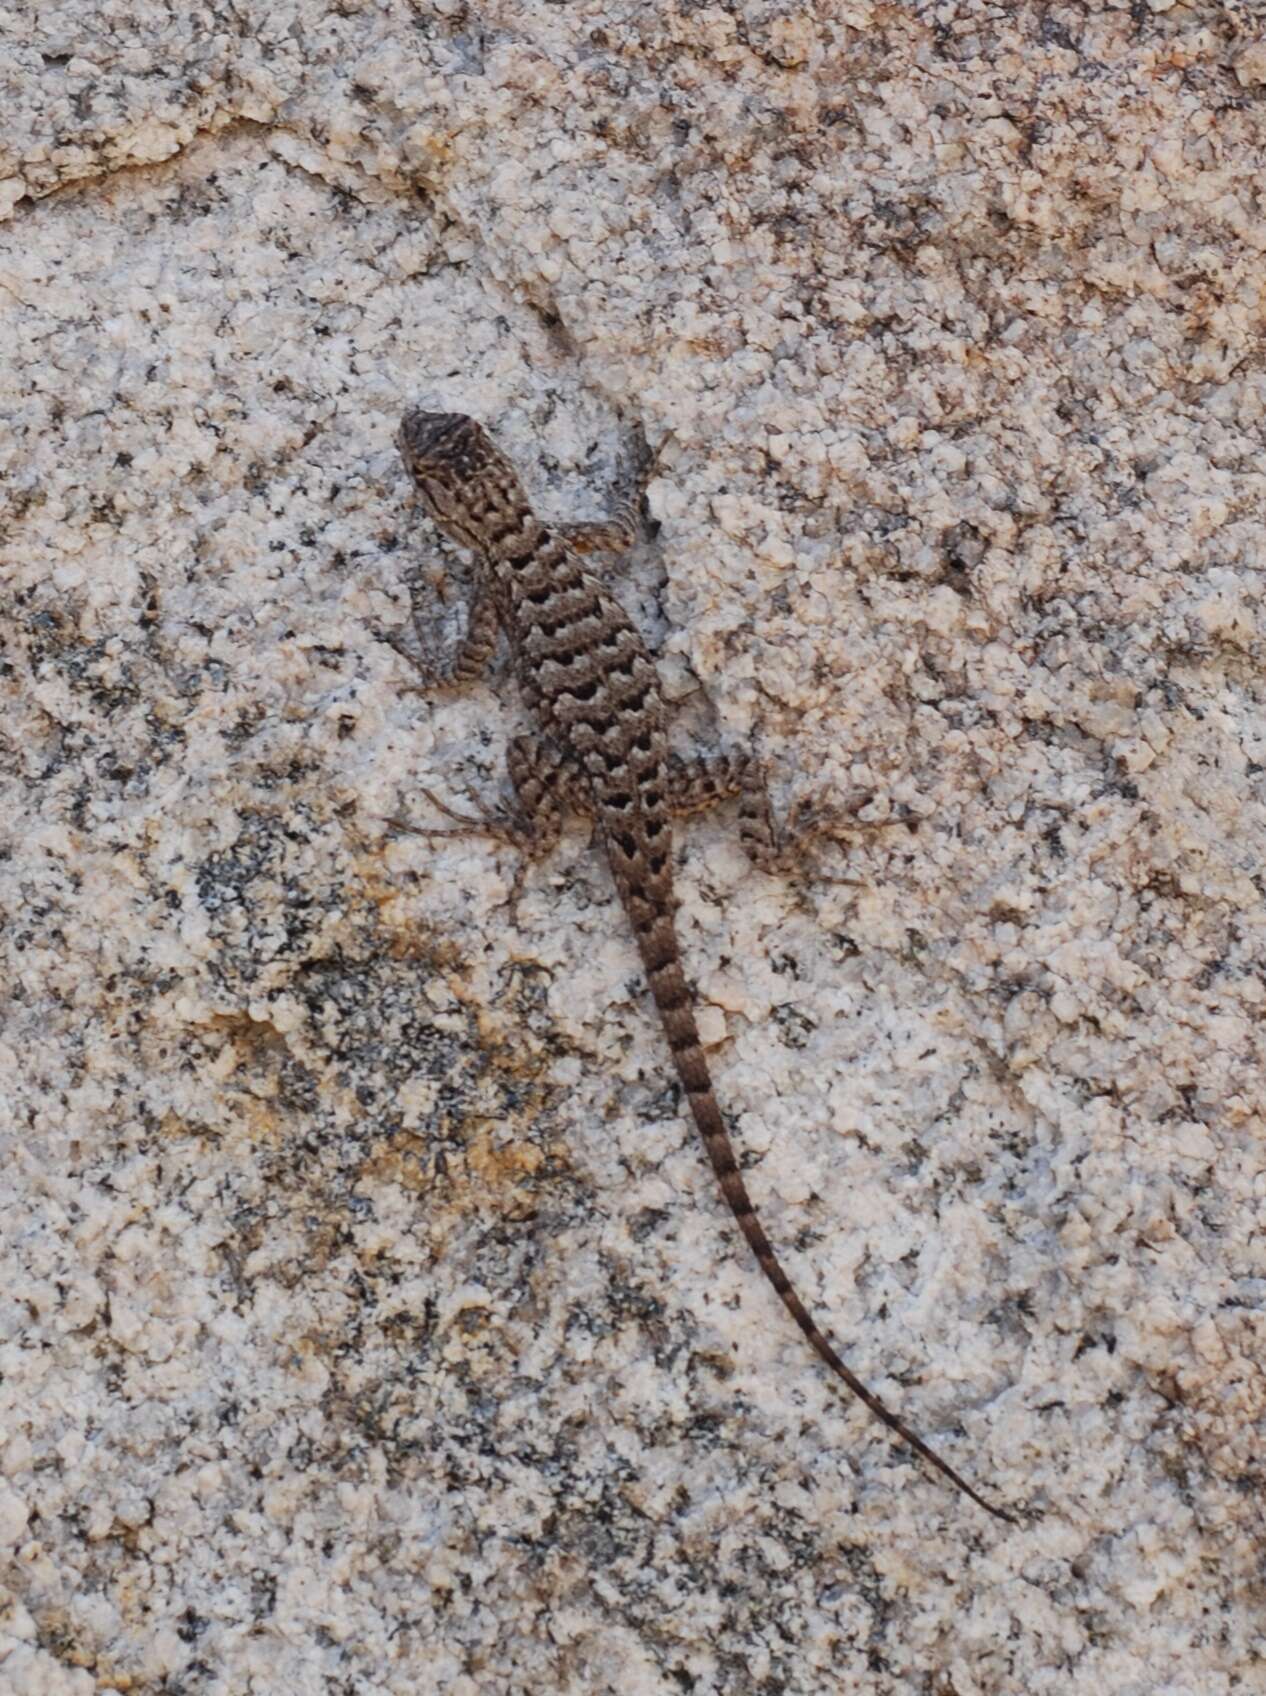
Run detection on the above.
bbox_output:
[386,408,1011,1522]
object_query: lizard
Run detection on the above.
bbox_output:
[380,407,1013,1523]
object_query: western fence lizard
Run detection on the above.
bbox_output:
[381,408,1012,1522]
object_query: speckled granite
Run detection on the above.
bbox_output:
[2,3,1264,1692]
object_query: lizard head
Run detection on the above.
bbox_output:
[397,409,516,548]
[397,409,484,475]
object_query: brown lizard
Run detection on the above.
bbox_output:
[381,408,1013,1522]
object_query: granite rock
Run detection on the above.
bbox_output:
[2,4,1264,1692]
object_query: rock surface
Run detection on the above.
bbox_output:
[2,3,1264,1692]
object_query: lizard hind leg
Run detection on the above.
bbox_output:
[665,749,908,880]
[382,735,587,912]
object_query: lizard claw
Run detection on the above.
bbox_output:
[754,793,913,879]
[372,624,441,690]
[381,787,534,851]
[378,793,533,920]
[790,791,915,846]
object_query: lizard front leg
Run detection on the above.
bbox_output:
[554,509,646,561]
[554,426,657,564]
[379,583,502,689]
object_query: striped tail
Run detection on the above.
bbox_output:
[630,896,1012,1522]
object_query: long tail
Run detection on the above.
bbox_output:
[633,899,1013,1522]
